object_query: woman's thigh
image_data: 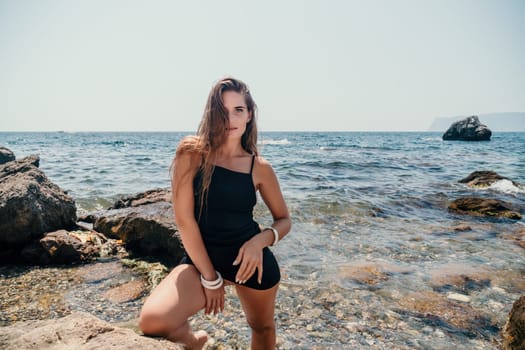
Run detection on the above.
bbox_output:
[139,264,206,333]
[235,283,279,328]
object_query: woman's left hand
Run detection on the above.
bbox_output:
[232,238,264,285]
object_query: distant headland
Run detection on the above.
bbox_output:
[428,112,525,132]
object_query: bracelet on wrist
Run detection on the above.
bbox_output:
[200,271,223,290]
[264,226,279,246]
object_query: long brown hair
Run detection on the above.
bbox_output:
[171,77,259,215]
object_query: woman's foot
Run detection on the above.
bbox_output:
[187,330,208,350]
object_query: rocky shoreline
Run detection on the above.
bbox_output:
[1,147,524,349]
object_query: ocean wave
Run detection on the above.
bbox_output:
[100,140,127,146]
[259,138,291,145]
[488,179,525,195]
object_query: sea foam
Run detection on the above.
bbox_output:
[259,138,291,145]
[488,179,525,194]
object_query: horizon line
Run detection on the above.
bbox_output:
[2,130,525,133]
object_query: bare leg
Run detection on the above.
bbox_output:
[139,264,207,349]
[235,283,279,350]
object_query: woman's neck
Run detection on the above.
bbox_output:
[216,139,245,159]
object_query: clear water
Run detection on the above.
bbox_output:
[2,131,524,348]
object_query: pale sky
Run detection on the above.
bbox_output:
[1,0,524,132]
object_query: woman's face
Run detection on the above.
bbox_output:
[222,90,251,139]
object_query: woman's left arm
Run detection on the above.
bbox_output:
[233,156,291,284]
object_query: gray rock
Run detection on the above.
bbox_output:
[442,116,492,141]
[109,188,171,209]
[503,295,525,350]
[0,155,77,250]
[0,311,183,349]
[83,199,183,265]
[0,146,16,164]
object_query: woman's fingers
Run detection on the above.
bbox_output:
[257,261,263,284]
[234,241,264,283]
[232,246,244,266]
[204,288,225,315]
[236,259,258,283]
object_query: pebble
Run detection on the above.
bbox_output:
[447,292,471,303]
[0,258,517,349]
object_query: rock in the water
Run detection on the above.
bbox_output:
[442,116,492,141]
[338,261,411,288]
[396,291,496,337]
[0,155,77,250]
[451,224,472,232]
[500,227,525,250]
[448,197,521,220]
[83,197,183,265]
[109,188,171,209]
[503,295,525,350]
[459,170,521,188]
[103,279,147,303]
[0,311,183,349]
[0,146,16,164]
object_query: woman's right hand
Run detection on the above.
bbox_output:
[203,285,225,315]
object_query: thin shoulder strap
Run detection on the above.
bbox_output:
[249,154,256,174]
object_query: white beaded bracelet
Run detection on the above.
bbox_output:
[200,271,223,290]
[264,226,279,246]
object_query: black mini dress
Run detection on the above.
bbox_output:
[180,155,281,290]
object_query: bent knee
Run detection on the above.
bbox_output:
[139,309,167,336]
[246,318,275,334]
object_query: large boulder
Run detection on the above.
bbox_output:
[503,296,525,350]
[0,146,16,164]
[0,311,183,349]
[80,190,183,265]
[448,197,522,220]
[442,116,492,141]
[0,155,77,250]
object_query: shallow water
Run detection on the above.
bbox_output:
[1,131,524,348]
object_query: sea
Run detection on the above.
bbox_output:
[1,131,524,349]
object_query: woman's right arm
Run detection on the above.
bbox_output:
[171,150,224,314]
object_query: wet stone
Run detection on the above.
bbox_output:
[103,279,147,303]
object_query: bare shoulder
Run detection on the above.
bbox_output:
[253,156,279,190]
[173,136,202,174]
[254,156,275,174]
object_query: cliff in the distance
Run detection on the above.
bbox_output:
[428,112,525,132]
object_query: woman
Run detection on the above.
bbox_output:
[139,77,291,349]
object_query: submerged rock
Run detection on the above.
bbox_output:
[503,295,525,350]
[499,226,525,250]
[448,197,522,220]
[442,116,492,141]
[0,146,15,164]
[0,155,77,251]
[338,261,411,288]
[396,291,497,338]
[428,264,492,294]
[459,171,522,188]
[103,279,147,303]
[0,311,183,349]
